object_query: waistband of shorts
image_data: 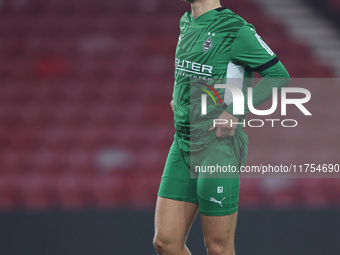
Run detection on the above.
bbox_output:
[175,122,212,140]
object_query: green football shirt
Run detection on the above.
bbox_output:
[172,7,281,133]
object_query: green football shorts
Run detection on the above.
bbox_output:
[158,130,248,216]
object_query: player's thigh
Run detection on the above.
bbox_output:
[200,212,238,254]
[154,196,199,246]
[158,135,198,204]
[196,137,240,216]
[196,137,240,254]
[155,135,199,246]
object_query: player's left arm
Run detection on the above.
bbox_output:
[226,24,291,118]
[248,61,290,113]
[211,24,290,137]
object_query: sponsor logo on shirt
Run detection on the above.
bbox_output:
[175,58,213,80]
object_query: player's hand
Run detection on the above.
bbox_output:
[209,110,239,137]
[170,100,174,112]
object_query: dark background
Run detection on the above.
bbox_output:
[1,210,340,255]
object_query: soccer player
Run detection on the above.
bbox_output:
[153,0,290,254]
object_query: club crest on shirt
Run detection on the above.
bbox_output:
[203,36,213,53]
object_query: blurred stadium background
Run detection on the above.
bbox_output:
[0,0,339,254]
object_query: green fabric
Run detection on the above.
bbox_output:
[158,6,290,216]
[173,8,247,128]
[225,61,291,119]
[173,7,289,134]
[230,24,276,69]
[158,134,246,216]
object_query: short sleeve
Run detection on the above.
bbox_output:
[230,24,279,72]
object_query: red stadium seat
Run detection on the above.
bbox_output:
[298,179,334,208]
[16,175,55,210]
[0,177,18,210]
[53,174,93,209]
[239,179,264,208]
[91,173,130,208]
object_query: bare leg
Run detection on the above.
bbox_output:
[153,197,199,255]
[201,212,238,255]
